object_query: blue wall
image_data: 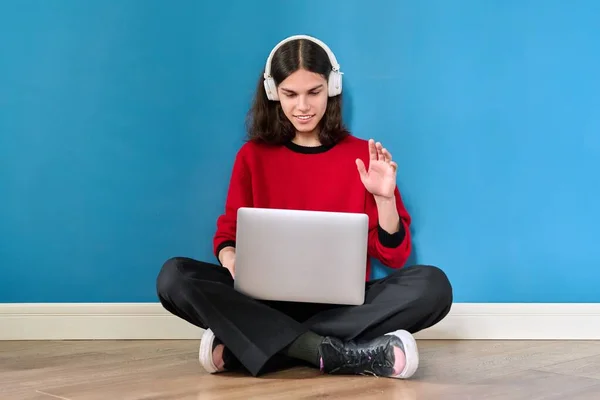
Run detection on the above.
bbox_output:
[1,1,599,303]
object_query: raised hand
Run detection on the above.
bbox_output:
[356,139,398,199]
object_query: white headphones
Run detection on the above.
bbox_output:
[263,34,343,101]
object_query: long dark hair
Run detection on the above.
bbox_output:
[245,38,350,146]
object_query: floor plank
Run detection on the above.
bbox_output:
[1,340,600,399]
[536,353,600,380]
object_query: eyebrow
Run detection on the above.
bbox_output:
[280,84,324,94]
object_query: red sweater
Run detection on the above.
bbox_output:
[213,135,412,280]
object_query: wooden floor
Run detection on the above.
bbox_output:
[2,340,600,399]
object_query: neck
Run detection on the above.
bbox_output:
[292,131,320,147]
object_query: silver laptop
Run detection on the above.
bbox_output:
[233,207,369,305]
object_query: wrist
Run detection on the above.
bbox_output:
[374,194,396,205]
[374,195,399,234]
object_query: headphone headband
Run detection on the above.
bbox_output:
[263,34,343,101]
[264,34,340,78]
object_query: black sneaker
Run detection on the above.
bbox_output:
[317,329,419,379]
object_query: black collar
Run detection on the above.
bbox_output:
[284,140,335,154]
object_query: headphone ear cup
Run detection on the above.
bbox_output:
[328,71,342,97]
[264,77,279,101]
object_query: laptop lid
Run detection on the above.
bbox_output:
[233,207,368,305]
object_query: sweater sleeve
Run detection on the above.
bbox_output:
[213,146,253,261]
[365,187,412,269]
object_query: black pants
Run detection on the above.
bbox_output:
[156,257,453,377]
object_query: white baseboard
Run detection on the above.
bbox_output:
[1,303,599,340]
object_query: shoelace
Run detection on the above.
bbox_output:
[347,345,390,368]
[326,343,393,376]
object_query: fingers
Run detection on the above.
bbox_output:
[382,148,392,163]
[356,158,368,180]
[376,142,384,161]
[368,139,377,161]
[369,139,393,163]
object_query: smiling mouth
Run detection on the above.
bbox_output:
[294,114,315,121]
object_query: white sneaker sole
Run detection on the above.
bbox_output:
[386,329,419,379]
[198,329,219,373]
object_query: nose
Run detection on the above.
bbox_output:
[297,95,309,112]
